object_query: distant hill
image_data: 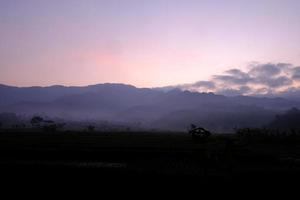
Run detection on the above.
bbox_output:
[0,83,140,106]
[1,83,300,131]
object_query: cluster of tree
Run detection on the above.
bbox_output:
[233,107,300,137]
[268,107,300,130]
[0,112,140,133]
[235,127,300,145]
[30,116,66,132]
[86,125,95,132]
[236,127,300,136]
[0,113,21,129]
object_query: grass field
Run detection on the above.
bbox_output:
[1,130,300,184]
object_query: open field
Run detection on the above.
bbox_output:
[1,130,300,185]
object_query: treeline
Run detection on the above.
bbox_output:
[1,107,300,134]
[0,113,146,133]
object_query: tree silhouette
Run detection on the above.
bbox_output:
[30,116,44,127]
[57,123,66,130]
[43,123,57,132]
[87,125,95,132]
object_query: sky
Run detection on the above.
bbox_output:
[1,0,300,89]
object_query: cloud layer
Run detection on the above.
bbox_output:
[179,62,300,96]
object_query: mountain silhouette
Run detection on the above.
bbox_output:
[1,83,300,131]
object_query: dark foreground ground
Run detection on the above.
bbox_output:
[1,130,300,188]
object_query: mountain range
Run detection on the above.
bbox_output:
[1,83,300,131]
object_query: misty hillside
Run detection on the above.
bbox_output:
[1,83,300,131]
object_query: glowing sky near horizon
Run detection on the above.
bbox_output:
[0,0,300,87]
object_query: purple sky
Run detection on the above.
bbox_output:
[1,0,300,88]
